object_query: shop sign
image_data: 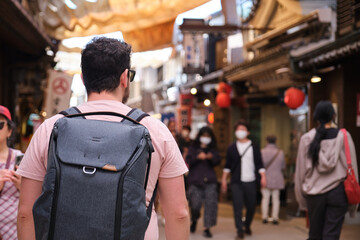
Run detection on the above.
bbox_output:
[183,33,205,74]
[180,94,194,106]
[177,106,192,130]
[43,70,73,118]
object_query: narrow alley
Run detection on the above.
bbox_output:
[159,189,360,240]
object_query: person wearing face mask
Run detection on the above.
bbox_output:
[186,126,221,238]
[221,120,266,239]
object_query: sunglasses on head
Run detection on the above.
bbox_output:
[0,121,7,130]
[128,69,136,82]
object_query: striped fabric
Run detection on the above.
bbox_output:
[0,150,20,240]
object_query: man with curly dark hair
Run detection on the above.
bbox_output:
[17,37,190,240]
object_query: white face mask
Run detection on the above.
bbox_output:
[235,130,248,140]
[181,130,190,138]
[200,136,212,145]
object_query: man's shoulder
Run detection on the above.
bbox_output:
[251,142,260,148]
[141,116,169,137]
[227,142,237,152]
[37,114,64,133]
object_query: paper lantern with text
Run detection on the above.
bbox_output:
[284,87,305,109]
[216,92,231,108]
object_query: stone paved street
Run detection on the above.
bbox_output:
[159,190,360,240]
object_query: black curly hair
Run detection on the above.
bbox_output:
[81,37,132,94]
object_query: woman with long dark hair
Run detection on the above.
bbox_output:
[0,105,22,240]
[295,100,358,240]
[186,126,221,238]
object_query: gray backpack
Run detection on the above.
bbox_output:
[33,107,157,240]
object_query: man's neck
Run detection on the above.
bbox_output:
[87,91,123,102]
[237,139,250,144]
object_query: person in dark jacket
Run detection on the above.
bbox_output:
[221,120,266,239]
[186,126,221,238]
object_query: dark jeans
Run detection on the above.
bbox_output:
[306,183,348,240]
[231,181,257,233]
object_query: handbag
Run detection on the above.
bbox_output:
[341,129,360,204]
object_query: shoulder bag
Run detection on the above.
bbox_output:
[264,149,280,169]
[341,129,360,205]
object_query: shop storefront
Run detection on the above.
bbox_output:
[221,2,337,184]
[0,0,57,150]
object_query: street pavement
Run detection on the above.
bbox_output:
[158,197,360,239]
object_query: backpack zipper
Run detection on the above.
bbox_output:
[114,138,148,240]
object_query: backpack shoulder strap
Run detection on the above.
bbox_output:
[126,108,153,221]
[122,108,149,123]
[59,107,85,119]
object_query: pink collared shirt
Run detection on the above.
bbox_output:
[17,100,188,239]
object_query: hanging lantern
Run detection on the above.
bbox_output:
[284,87,305,109]
[218,82,232,94]
[208,112,214,124]
[216,92,231,108]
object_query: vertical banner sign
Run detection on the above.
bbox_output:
[183,33,205,74]
[177,106,192,131]
[357,93,360,127]
[178,94,193,130]
[44,70,73,118]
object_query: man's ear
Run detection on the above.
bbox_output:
[120,69,129,88]
[80,73,85,85]
[120,69,128,88]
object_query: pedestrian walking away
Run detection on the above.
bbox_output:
[221,120,267,239]
[261,135,285,225]
[295,100,359,240]
[0,105,23,240]
[16,37,190,240]
[186,126,221,238]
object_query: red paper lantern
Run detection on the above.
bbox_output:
[208,112,214,124]
[218,82,232,94]
[216,92,231,108]
[284,87,305,109]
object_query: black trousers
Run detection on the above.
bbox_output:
[188,183,218,228]
[231,181,257,233]
[306,183,348,240]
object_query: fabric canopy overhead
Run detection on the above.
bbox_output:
[37,0,210,52]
